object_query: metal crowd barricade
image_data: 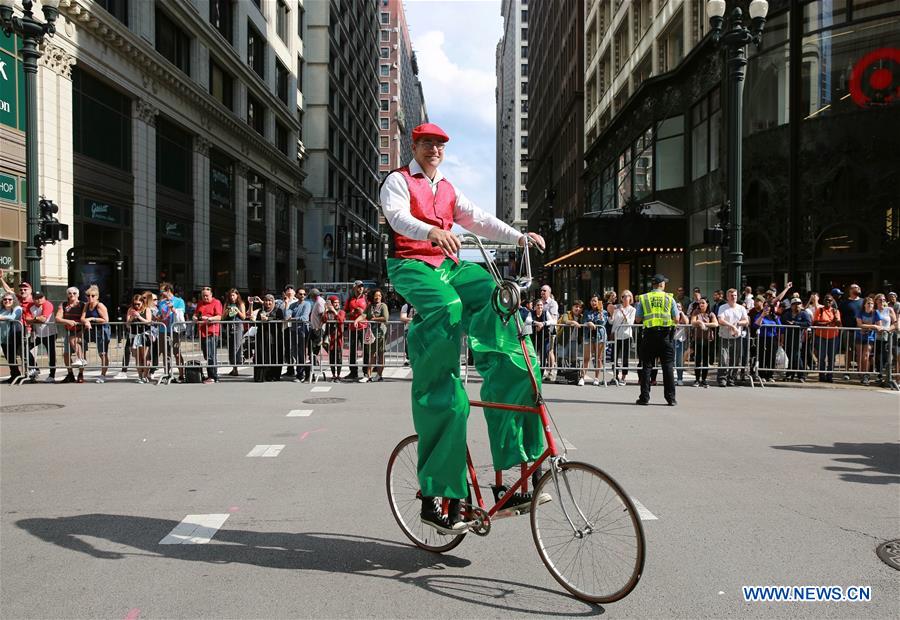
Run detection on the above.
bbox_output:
[754,325,900,388]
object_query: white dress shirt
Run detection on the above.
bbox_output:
[380,159,524,246]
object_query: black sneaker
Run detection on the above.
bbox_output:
[492,485,551,515]
[420,497,466,535]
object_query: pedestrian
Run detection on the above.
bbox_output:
[754,302,782,382]
[610,290,635,385]
[560,299,586,384]
[146,291,163,379]
[781,297,811,382]
[582,295,607,386]
[126,294,153,384]
[0,272,32,309]
[812,293,841,383]
[872,294,896,387]
[716,288,750,387]
[673,302,689,386]
[363,288,389,382]
[343,280,368,381]
[24,291,57,382]
[253,294,284,382]
[159,283,186,382]
[634,274,678,406]
[887,291,900,317]
[690,297,717,387]
[81,285,110,383]
[743,286,754,309]
[278,286,301,380]
[711,289,726,314]
[686,287,703,316]
[56,287,86,383]
[324,295,345,381]
[539,284,559,381]
[308,288,327,379]
[839,284,863,380]
[531,299,553,370]
[676,286,690,311]
[0,293,24,383]
[194,286,223,384]
[381,121,547,532]
[400,299,416,366]
[856,297,879,385]
[222,288,247,377]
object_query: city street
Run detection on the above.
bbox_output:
[1,377,898,619]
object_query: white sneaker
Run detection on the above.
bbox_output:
[27,369,39,380]
[44,375,55,383]
[592,379,600,386]
[358,376,369,383]
[71,358,85,368]
[95,377,106,384]
[576,378,584,386]
[114,371,128,380]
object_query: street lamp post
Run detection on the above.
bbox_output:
[707,0,768,289]
[0,0,59,289]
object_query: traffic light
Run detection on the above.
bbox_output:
[37,197,69,245]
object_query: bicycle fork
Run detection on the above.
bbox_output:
[549,457,595,538]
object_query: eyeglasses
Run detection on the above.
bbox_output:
[417,140,446,151]
[2,298,13,303]
[87,294,98,298]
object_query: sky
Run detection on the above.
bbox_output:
[404,0,503,216]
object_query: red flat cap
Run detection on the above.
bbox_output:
[412,123,450,142]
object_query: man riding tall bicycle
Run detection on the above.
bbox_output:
[380,123,547,534]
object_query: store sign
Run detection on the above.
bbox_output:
[0,244,15,270]
[210,163,232,210]
[85,199,122,224]
[0,45,25,131]
[161,220,187,240]
[0,172,17,203]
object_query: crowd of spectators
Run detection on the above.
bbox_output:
[1,270,898,388]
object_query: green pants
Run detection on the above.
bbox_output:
[387,257,545,499]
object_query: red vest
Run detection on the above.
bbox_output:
[392,166,458,267]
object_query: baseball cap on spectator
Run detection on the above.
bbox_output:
[831,287,844,296]
[328,295,339,302]
[19,281,31,289]
[790,298,802,305]
[309,288,320,296]
[283,284,295,292]
[32,291,44,299]
[353,280,364,287]
[755,295,765,302]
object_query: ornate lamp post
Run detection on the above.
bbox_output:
[707,0,768,288]
[0,0,60,288]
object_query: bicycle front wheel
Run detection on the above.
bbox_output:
[531,461,645,603]
[386,434,466,553]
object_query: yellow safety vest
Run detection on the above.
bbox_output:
[639,290,675,328]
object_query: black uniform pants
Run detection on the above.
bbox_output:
[638,328,675,403]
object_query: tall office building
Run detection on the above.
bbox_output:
[377,0,428,176]
[495,0,529,232]
[527,0,584,298]
[1,0,309,301]
[304,0,383,283]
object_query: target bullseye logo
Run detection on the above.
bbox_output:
[849,47,900,108]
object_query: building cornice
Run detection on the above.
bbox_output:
[58,0,306,189]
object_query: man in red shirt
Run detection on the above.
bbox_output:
[193,286,223,383]
[342,280,368,381]
[0,274,34,328]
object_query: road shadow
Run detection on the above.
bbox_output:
[16,514,602,616]
[771,442,900,485]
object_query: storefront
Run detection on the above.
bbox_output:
[1,33,26,286]
[209,148,235,293]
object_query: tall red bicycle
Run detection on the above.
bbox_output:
[386,234,645,603]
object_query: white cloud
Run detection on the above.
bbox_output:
[413,30,496,127]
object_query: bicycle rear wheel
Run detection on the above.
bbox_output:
[386,434,466,553]
[531,461,645,603]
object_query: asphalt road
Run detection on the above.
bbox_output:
[1,374,898,619]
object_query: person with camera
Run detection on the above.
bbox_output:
[193,287,223,384]
[812,293,842,383]
[754,300,782,382]
[323,295,345,382]
[253,294,285,382]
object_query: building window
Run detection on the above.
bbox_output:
[521,27,528,40]
[521,45,528,58]
[520,135,528,149]
[380,154,389,166]
[276,60,290,105]
[658,10,684,73]
[521,190,528,203]
[156,117,192,194]
[380,47,389,58]
[521,81,527,95]
[691,89,721,180]
[210,149,233,210]
[276,188,289,229]
[521,171,528,184]
[209,59,234,110]
[297,7,304,37]
[248,173,264,222]
[380,82,389,94]
[521,63,528,76]
[380,64,390,76]
[521,9,528,21]
[248,22,265,79]
[381,29,390,41]
[247,94,265,135]
[379,118,389,129]
[633,128,654,199]
[209,0,232,43]
[521,117,528,130]
[72,69,132,171]
[655,115,684,190]
[521,99,528,113]
[380,11,389,24]
[614,23,628,74]
[380,136,389,148]
[380,99,389,111]
[276,0,289,43]
[297,57,304,92]
[276,122,289,155]
[96,0,128,25]
[155,9,191,76]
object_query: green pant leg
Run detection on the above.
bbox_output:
[449,262,545,471]
[387,258,470,499]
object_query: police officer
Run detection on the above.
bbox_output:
[635,274,679,406]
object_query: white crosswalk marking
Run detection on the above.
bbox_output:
[159,514,229,544]
[629,497,658,521]
[287,409,313,417]
[310,386,331,392]
[562,438,577,450]
[246,445,285,458]
[383,368,411,379]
